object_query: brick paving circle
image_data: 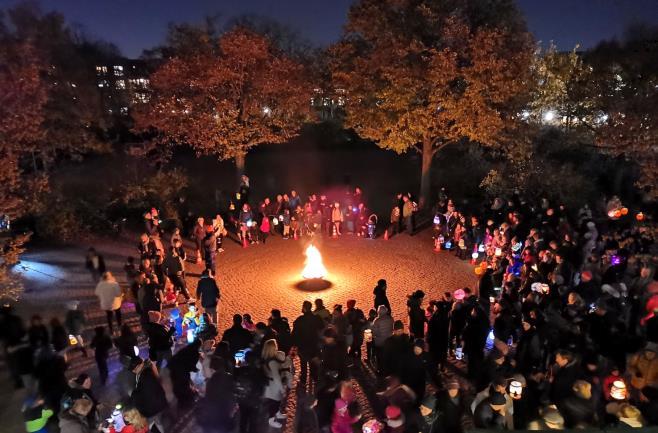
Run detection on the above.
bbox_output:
[206,232,478,333]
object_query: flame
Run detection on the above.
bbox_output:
[302,245,327,279]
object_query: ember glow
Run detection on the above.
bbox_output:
[302,245,327,279]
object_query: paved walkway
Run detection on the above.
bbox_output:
[1,229,477,432]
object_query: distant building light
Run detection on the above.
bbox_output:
[115,80,126,90]
[543,110,555,122]
[262,106,272,115]
[120,107,129,115]
[113,65,124,76]
[521,110,531,119]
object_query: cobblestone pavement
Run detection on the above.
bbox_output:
[2,229,477,432]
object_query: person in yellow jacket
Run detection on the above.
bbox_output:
[628,343,658,394]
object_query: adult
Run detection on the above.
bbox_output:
[85,247,106,282]
[193,217,206,264]
[345,300,366,358]
[163,246,190,300]
[371,305,394,374]
[196,269,221,324]
[221,314,254,355]
[168,340,202,409]
[374,279,392,314]
[130,356,170,432]
[292,301,325,385]
[144,311,175,369]
[94,272,123,333]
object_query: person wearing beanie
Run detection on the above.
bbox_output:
[527,405,564,430]
[433,380,466,433]
[474,392,507,429]
[560,380,595,429]
[628,343,658,394]
[382,320,412,378]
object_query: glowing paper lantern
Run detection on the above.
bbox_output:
[621,207,629,215]
[614,210,622,218]
[611,380,627,400]
[495,248,502,257]
[362,419,384,433]
[454,289,466,300]
[510,380,523,398]
[364,329,373,343]
[637,212,645,221]
[472,252,479,259]
[68,334,78,346]
[133,345,139,357]
[608,209,617,218]
[478,244,485,253]
[475,267,484,276]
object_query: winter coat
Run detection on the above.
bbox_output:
[196,276,220,308]
[94,280,122,311]
[435,391,465,433]
[263,353,287,401]
[473,399,506,429]
[132,362,168,418]
[292,312,325,358]
[59,411,92,433]
[372,312,394,347]
[628,350,658,390]
[560,395,596,429]
[221,325,253,355]
[145,322,174,353]
[550,360,583,403]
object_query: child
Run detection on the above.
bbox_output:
[183,302,200,334]
[162,284,178,307]
[282,209,291,240]
[365,309,377,362]
[168,308,184,339]
[242,313,256,332]
[260,215,270,244]
[90,326,113,385]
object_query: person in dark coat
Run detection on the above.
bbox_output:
[145,311,175,369]
[434,380,466,433]
[292,301,325,385]
[463,306,490,380]
[320,327,348,381]
[130,356,170,432]
[50,317,68,353]
[196,270,221,324]
[295,393,320,433]
[404,339,430,401]
[345,300,366,358]
[27,315,49,348]
[550,349,583,404]
[221,314,253,355]
[515,320,543,374]
[85,247,106,282]
[382,321,412,379]
[427,300,451,372]
[473,392,507,429]
[168,339,202,408]
[90,326,112,385]
[269,309,293,354]
[560,380,596,428]
[114,324,138,358]
[374,279,392,314]
[196,356,237,433]
[407,290,426,338]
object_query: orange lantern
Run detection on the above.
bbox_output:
[614,210,622,218]
[621,207,629,215]
[475,267,484,276]
[637,212,645,221]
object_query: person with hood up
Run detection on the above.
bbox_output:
[371,305,394,374]
[374,279,392,314]
[407,290,426,338]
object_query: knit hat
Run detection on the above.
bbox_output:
[541,405,564,428]
[446,379,460,390]
[572,380,592,399]
[420,395,437,411]
[490,392,506,406]
[413,338,425,349]
[385,405,402,420]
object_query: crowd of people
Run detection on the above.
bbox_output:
[1,178,657,433]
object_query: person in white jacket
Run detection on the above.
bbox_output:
[94,271,123,333]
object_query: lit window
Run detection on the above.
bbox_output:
[115,80,126,89]
[133,93,150,103]
[98,79,109,88]
[114,65,124,76]
[96,66,107,74]
[120,107,129,115]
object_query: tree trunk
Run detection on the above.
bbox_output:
[235,153,246,181]
[419,138,433,208]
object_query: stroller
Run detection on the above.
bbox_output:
[366,214,377,239]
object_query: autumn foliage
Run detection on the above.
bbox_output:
[331,0,534,205]
[133,27,314,172]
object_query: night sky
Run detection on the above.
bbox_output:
[1,0,657,58]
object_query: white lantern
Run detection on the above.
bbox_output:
[472,252,479,259]
[364,329,373,343]
[68,334,78,346]
[495,248,502,257]
[510,380,523,398]
[610,380,627,400]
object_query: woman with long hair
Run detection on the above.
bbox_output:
[262,339,288,428]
